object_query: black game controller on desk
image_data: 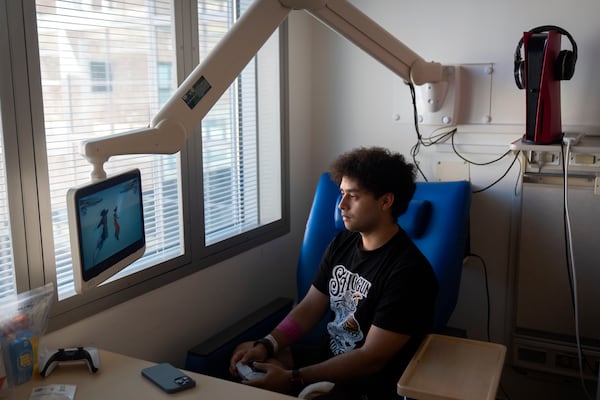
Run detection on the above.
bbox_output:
[40,347,101,377]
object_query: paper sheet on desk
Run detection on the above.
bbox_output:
[29,384,76,400]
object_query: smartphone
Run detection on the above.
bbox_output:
[141,363,196,393]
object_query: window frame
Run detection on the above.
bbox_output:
[0,0,27,296]
[2,0,289,330]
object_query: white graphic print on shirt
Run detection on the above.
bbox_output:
[327,264,372,355]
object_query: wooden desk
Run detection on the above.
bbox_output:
[397,334,506,400]
[15,350,296,399]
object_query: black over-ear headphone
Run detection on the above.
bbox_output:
[514,25,577,89]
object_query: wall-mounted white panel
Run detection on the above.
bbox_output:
[516,179,600,342]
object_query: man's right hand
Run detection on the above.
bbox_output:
[229,340,268,378]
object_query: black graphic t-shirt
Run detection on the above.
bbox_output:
[312,228,438,399]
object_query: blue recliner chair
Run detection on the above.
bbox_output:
[186,173,471,379]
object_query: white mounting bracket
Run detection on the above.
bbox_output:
[416,65,462,126]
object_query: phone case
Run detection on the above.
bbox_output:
[141,363,196,393]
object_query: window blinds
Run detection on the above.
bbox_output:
[199,0,261,245]
[35,0,183,300]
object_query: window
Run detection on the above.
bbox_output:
[0,0,288,325]
[36,0,183,302]
[89,61,112,93]
[199,0,282,246]
[157,62,172,105]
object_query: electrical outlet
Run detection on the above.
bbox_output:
[595,177,600,195]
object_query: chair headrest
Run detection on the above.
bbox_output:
[333,197,432,239]
[398,199,432,238]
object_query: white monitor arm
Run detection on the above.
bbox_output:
[81,0,443,181]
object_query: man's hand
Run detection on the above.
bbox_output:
[230,343,295,393]
[241,361,292,393]
[229,341,268,378]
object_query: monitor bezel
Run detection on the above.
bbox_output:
[67,169,146,294]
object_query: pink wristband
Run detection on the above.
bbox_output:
[275,316,303,344]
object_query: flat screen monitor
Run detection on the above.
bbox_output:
[67,169,145,293]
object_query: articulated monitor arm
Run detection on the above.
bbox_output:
[81,0,443,181]
[292,0,442,85]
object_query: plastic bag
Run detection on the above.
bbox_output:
[0,283,54,397]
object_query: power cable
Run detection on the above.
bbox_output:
[406,81,520,192]
[561,140,594,400]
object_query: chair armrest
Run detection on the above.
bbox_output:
[185,297,293,380]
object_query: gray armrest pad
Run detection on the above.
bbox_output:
[188,297,294,357]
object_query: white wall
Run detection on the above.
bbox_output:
[44,0,600,368]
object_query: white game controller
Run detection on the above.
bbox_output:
[40,347,101,377]
[236,361,266,381]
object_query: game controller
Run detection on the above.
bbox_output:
[39,347,100,377]
[236,361,266,381]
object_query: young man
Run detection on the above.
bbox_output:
[230,147,438,399]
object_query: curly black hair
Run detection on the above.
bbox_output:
[329,147,416,219]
